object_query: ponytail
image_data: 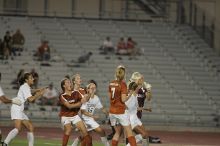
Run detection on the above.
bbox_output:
[18,72,31,86]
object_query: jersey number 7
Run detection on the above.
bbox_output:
[111,87,115,99]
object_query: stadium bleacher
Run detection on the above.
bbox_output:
[0,16,219,127]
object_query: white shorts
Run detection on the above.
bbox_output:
[109,113,130,126]
[129,114,142,129]
[82,118,100,131]
[61,115,82,129]
[11,105,29,120]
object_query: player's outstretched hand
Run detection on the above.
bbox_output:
[144,108,152,112]
[12,97,22,106]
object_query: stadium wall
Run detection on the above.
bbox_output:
[0,0,219,54]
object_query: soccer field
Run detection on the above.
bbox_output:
[7,138,121,146]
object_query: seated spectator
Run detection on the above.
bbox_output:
[68,52,93,67]
[0,39,4,59]
[99,36,114,54]
[30,68,39,89]
[126,37,140,59]
[40,83,59,106]
[78,51,93,63]
[37,40,51,61]
[126,37,136,54]
[3,42,10,61]
[116,37,127,55]
[12,29,25,56]
[3,31,12,60]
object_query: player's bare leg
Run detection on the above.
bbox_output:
[75,121,92,146]
[126,124,149,146]
[112,125,122,146]
[62,123,72,146]
[94,126,109,146]
[123,125,137,146]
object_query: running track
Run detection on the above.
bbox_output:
[1,126,220,146]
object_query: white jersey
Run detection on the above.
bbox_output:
[81,95,103,120]
[125,94,143,129]
[11,83,32,111]
[125,94,138,115]
[0,85,4,96]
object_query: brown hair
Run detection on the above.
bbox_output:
[18,72,32,86]
[61,78,69,92]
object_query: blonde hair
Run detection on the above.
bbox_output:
[115,66,125,81]
[71,73,80,83]
[130,72,142,82]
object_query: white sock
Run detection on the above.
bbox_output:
[135,134,143,143]
[101,137,110,146]
[27,132,34,146]
[72,137,80,146]
[4,128,19,144]
[142,138,149,146]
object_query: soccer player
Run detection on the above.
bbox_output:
[72,82,109,146]
[59,78,92,146]
[108,65,137,146]
[0,73,22,105]
[125,82,149,146]
[129,72,161,144]
[129,72,152,119]
[2,72,46,146]
[71,73,86,95]
[0,74,22,144]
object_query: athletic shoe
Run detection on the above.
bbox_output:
[149,136,161,143]
[2,142,8,146]
[107,133,114,140]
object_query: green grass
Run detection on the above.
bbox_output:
[8,137,124,146]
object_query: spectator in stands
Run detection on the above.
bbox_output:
[126,37,141,60]
[30,68,39,89]
[126,37,137,55]
[68,52,93,67]
[0,39,4,60]
[40,83,59,106]
[99,37,114,55]
[116,37,127,55]
[78,52,93,63]
[37,40,51,61]
[3,31,12,61]
[12,29,25,56]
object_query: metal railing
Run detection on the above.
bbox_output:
[0,8,166,21]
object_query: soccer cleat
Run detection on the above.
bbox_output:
[149,136,161,143]
[107,133,114,140]
[2,142,8,146]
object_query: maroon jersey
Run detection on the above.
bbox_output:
[137,87,147,119]
[59,90,82,117]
